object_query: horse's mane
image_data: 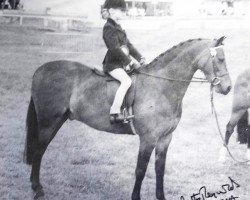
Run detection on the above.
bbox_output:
[147,38,211,68]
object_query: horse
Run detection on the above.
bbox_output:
[219,69,250,162]
[23,36,231,200]
[237,111,250,150]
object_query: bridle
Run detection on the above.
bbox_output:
[205,47,248,163]
[209,45,229,86]
[191,44,229,86]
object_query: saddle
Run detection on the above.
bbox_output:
[93,67,136,124]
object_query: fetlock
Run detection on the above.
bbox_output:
[32,182,43,191]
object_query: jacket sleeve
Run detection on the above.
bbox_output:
[127,39,142,62]
[103,26,132,66]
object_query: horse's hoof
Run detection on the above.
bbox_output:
[34,189,45,200]
[131,194,140,200]
[156,194,166,200]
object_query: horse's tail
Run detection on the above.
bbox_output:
[23,97,38,165]
[237,111,249,144]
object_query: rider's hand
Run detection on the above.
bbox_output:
[131,62,140,70]
[139,57,146,67]
[125,62,131,71]
[124,61,140,73]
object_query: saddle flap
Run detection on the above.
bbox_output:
[93,67,106,77]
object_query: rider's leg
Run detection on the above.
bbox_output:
[109,68,132,115]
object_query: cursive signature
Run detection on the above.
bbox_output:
[180,177,240,200]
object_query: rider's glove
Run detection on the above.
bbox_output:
[139,57,146,67]
[125,61,140,73]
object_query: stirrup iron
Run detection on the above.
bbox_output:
[123,108,134,123]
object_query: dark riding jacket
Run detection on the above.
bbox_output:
[102,18,142,72]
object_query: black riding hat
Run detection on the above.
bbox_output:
[103,0,127,11]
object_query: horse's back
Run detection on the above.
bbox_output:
[31,60,93,121]
[33,60,91,80]
[233,69,250,94]
[235,69,250,87]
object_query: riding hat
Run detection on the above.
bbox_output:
[103,0,127,11]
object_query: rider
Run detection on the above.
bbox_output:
[102,0,146,123]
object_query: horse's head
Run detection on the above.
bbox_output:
[196,36,232,95]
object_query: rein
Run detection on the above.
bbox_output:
[210,86,250,164]
[138,71,209,83]
[137,45,226,85]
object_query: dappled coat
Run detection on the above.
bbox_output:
[102,18,142,72]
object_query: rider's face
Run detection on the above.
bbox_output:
[110,8,126,20]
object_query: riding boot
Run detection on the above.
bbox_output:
[110,113,126,124]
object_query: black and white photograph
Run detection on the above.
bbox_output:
[0,0,250,199]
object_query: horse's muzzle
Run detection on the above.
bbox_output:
[220,85,231,95]
[225,85,231,94]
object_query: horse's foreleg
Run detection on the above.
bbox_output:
[155,133,172,200]
[131,136,156,200]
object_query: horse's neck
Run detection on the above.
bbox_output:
[141,41,209,98]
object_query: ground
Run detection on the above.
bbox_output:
[0,18,250,200]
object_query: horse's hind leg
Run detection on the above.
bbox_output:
[246,125,250,160]
[31,110,69,199]
[219,108,246,162]
[225,109,247,145]
[155,133,172,200]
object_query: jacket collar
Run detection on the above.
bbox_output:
[107,18,117,26]
[107,18,124,32]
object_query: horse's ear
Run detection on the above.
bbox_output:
[214,36,226,47]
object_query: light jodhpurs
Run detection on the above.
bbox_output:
[109,68,132,114]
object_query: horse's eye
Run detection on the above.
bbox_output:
[218,58,224,63]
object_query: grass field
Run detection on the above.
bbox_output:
[0,19,250,200]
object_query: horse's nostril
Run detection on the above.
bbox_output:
[227,86,231,93]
